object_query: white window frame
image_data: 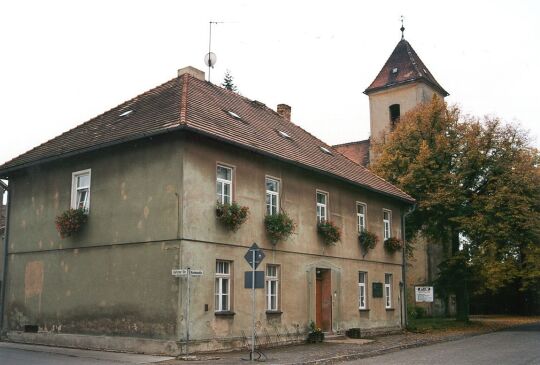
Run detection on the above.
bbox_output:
[71,169,91,212]
[265,177,280,216]
[385,273,392,309]
[266,264,279,311]
[316,191,328,222]
[358,271,367,310]
[383,209,392,240]
[215,260,231,312]
[216,165,233,205]
[357,202,367,233]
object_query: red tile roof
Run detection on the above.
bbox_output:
[333,139,370,167]
[0,73,414,204]
[365,39,448,96]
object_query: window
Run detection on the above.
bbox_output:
[358,272,367,310]
[385,273,392,309]
[71,169,91,211]
[357,203,367,233]
[265,178,280,215]
[216,165,233,204]
[215,261,231,312]
[266,265,279,311]
[383,210,392,240]
[389,104,400,130]
[316,191,328,222]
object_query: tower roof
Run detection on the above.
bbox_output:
[364,39,449,96]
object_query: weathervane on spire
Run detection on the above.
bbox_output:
[400,15,405,39]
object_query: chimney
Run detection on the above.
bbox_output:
[277,104,291,122]
[177,66,205,81]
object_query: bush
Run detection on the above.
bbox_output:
[408,306,427,319]
[264,212,296,244]
[317,220,341,245]
[55,208,88,239]
[384,237,403,253]
[216,201,249,232]
[359,230,378,255]
[307,321,324,343]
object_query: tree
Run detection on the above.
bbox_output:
[371,96,540,319]
[221,70,238,92]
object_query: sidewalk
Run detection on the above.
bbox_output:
[158,316,540,365]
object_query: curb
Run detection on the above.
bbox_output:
[283,322,537,365]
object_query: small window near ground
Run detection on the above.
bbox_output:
[215,260,232,312]
[266,264,280,311]
[359,271,367,310]
[71,169,91,212]
[385,273,392,309]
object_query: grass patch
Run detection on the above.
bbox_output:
[407,317,481,333]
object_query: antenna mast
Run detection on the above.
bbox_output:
[206,21,222,83]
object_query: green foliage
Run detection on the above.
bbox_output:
[317,220,341,245]
[372,96,540,316]
[216,201,249,232]
[221,69,238,92]
[55,208,88,239]
[359,230,378,254]
[307,321,324,343]
[384,237,403,253]
[264,211,296,244]
[407,306,428,320]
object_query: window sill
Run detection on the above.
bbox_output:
[214,311,236,317]
[265,310,282,315]
[359,309,370,312]
[385,308,395,311]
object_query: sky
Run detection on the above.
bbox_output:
[1,0,539,166]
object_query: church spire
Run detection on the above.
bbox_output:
[400,16,405,40]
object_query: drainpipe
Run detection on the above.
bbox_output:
[401,203,416,328]
[0,181,10,337]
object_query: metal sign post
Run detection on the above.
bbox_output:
[172,268,204,358]
[244,243,265,362]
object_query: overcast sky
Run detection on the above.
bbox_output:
[1,0,539,166]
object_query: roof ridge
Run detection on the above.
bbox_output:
[404,40,422,77]
[333,139,370,147]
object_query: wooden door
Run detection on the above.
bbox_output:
[315,268,332,332]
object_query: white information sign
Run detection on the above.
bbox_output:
[189,269,203,277]
[172,269,188,277]
[415,286,434,302]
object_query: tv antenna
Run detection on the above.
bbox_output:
[205,21,223,82]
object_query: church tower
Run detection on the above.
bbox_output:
[364,29,449,164]
[333,27,448,167]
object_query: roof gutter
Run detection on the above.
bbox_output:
[364,78,449,97]
[0,126,415,205]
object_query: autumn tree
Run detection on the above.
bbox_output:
[221,69,238,92]
[371,96,540,319]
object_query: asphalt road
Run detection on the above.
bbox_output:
[0,342,173,365]
[345,322,540,365]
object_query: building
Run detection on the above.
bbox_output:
[334,35,450,315]
[0,180,7,312]
[0,64,414,353]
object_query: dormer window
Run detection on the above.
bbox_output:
[389,104,400,130]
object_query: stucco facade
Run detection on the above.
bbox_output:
[1,130,410,353]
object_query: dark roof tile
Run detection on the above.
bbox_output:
[0,73,414,203]
[365,39,448,96]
